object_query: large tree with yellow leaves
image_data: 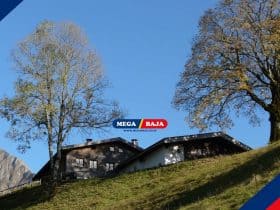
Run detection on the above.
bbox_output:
[0,21,122,185]
[173,0,280,143]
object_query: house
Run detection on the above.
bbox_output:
[116,132,252,173]
[33,132,252,181]
[33,137,143,180]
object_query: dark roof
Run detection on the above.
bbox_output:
[116,132,252,171]
[62,137,143,152]
[33,137,143,180]
[161,132,252,151]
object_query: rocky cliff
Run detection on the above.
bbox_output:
[0,149,33,191]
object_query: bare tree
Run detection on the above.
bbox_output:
[173,0,280,143]
[0,21,122,184]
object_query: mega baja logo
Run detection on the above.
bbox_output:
[113,119,168,130]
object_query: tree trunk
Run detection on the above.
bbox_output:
[48,139,54,176]
[53,142,62,183]
[269,112,280,143]
[54,101,65,183]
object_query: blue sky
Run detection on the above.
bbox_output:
[0,0,270,172]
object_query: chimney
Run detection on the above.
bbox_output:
[86,138,93,143]
[131,139,138,147]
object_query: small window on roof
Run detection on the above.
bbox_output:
[109,146,115,152]
[118,148,123,153]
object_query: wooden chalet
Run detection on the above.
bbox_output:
[33,138,143,180]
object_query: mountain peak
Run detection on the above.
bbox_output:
[0,149,33,191]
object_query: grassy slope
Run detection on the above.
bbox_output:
[1,141,280,210]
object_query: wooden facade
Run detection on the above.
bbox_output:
[64,142,139,179]
[183,137,247,160]
[33,138,143,180]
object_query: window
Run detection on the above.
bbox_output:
[76,158,84,167]
[109,146,115,152]
[118,148,123,153]
[173,145,181,153]
[89,160,97,169]
[173,145,179,150]
[190,150,197,155]
[105,163,114,171]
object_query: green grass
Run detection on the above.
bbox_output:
[1,141,280,210]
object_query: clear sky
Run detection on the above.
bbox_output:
[0,0,270,172]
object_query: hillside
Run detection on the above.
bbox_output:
[0,149,33,191]
[0,141,280,210]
